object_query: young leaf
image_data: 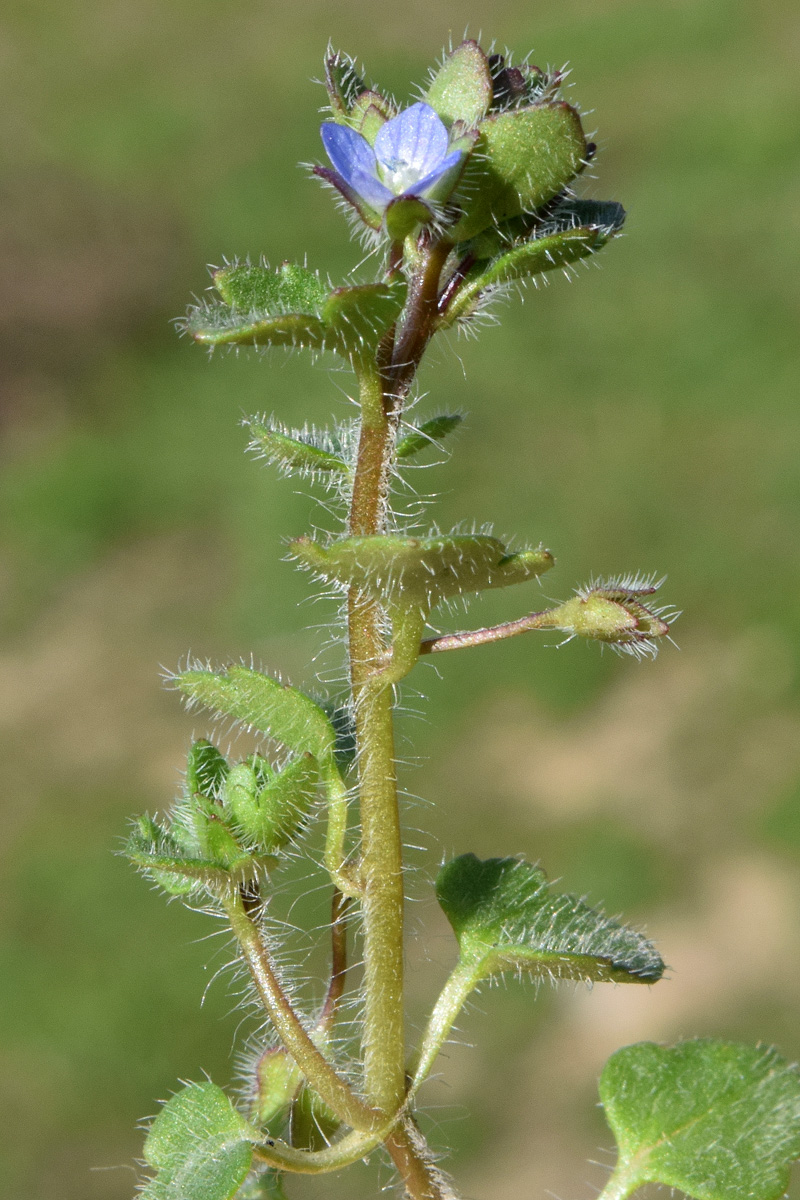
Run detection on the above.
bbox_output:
[173,665,336,762]
[245,419,349,477]
[425,40,493,127]
[289,533,554,611]
[141,1081,261,1200]
[599,1039,800,1200]
[436,854,664,984]
[396,415,463,459]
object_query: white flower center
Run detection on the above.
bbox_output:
[379,156,424,195]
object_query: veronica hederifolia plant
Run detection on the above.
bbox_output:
[129,40,800,1200]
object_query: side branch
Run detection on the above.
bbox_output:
[222,887,380,1133]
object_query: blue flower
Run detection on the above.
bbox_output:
[318,102,471,230]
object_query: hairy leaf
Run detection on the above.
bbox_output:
[289,533,553,611]
[437,854,664,984]
[186,265,406,359]
[141,1082,260,1200]
[396,415,463,459]
[245,420,349,476]
[174,665,336,761]
[600,1039,800,1200]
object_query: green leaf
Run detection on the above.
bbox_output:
[396,415,463,459]
[599,1039,800,1200]
[320,278,407,352]
[226,753,319,851]
[173,665,336,762]
[245,419,349,477]
[289,533,553,612]
[186,739,229,800]
[141,1082,260,1200]
[436,854,664,984]
[426,40,493,127]
[186,265,406,359]
[450,103,587,241]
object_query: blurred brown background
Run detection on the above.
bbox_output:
[2,0,799,1197]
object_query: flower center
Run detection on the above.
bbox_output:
[379,155,424,195]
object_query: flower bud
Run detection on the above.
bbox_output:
[538,575,676,659]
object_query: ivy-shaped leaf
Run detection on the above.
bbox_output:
[140,1082,261,1200]
[437,854,664,984]
[185,262,406,359]
[599,1039,800,1200]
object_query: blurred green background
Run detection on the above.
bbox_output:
[2,0,799,1196]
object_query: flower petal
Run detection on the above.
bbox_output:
[374,102,449,178]
[412,148,467,203]
[320,122,393,210]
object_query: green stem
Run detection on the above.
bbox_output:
[222,888,380,1133]
[253,1126,389,1175]
[347,359,407,1115]
[385,1119,456,1200]
[595,1163,642,1200]
[407,961,481,1098]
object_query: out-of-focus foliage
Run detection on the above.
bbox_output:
[1,2,798,1199]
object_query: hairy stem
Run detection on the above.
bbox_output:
[348,360,406,1114]
[407,961,481,1098]
[223,888,380,1132]
[419,610,553,655]
[386,1119,457,1200]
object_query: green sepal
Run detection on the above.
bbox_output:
[384,195,434,240]
[323,49,366,120]
[140,1081,261,1200]
[244,419,349,477]
[396,414,463,459]
[252,1046,302,1126]
[289,533,554,611]
[449,103,587,241]
[600,1039,800,1200]
[347,90,395,142]
[436,854,664,984]
[189,794,251,868]
[187,264,406,359]
[426,40,493,128]
[186,739,229,800]
[173,664,337,762]
[225,754,319,852]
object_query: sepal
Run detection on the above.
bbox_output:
[252,1046,302,1126]
[449,103,588,241]
[436,853,664,984]
[323,49,366,120]
[425,40,493,128]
